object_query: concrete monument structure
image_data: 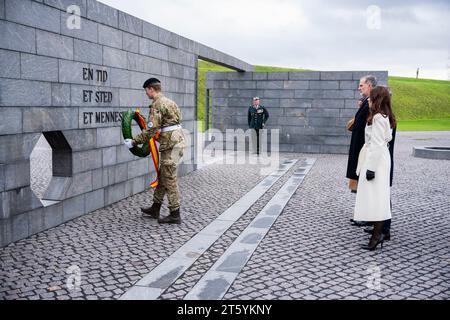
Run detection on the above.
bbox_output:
[0,0,252,246]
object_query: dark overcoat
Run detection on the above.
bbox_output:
[248,105,269,129]
[346,98,369,181]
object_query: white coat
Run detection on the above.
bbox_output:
[354,113,393,222]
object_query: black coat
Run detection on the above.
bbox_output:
[248,105,269,129]
[346,99,369,181]
[388,126,396,187]
[346,98,396,186]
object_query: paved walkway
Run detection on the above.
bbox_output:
[1,132,449,300]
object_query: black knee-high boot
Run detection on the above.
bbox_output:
[362,221,385,250]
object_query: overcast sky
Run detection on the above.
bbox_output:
[100,0,449,80]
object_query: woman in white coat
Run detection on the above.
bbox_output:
[354,86,396,250]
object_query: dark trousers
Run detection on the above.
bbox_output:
[255,129,260,154]
[383,219,391,234]
[383,199,392,234]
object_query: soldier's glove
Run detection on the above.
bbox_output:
[124,139,134,149]
[366,170,375,181]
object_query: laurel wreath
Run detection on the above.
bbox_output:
[121,109,150,157]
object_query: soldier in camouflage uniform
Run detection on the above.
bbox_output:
[123,78,186,224]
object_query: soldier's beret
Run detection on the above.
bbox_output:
[143,78,161,88]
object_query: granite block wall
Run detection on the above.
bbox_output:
[206,71,388,153]
[0,0,252,246]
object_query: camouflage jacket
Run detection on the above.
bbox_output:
[134,93,185,151]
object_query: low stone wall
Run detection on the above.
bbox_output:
[206,71,388,153]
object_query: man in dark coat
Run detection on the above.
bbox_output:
[346,95,370,185]
[381,125,396,238]
[248,97,269,154]
[388,126,396,187]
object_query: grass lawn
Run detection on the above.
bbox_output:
[390,76,450,131]
[396,119,450,131]
[389,76,450,121]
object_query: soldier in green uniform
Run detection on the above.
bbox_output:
[123,78,186,224]
[248,97,269,154]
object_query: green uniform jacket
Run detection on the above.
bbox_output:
[133,93,185,152]
[248,105,269,129]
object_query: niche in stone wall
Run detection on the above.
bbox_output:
[30,131,73,205]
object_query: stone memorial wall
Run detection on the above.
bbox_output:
[206,71,388,153]
[0,0,252,246]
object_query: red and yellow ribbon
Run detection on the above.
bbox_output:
[135,109,160,188]
[149,132,160,188]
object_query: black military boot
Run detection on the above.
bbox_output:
[158,208,181,224]
[141,202,161,219]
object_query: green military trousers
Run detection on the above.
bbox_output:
[153,146,184,211]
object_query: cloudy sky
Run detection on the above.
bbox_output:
[100,0,449,80]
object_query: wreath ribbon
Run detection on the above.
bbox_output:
[121,108,160,188]
[148,131,160,188]
[135,109,160,188]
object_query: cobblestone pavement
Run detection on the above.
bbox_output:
[1,159,265,300]
[224,132,450,300]
[1,132,449,300]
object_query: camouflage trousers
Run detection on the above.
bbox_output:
[153,146,184,211]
